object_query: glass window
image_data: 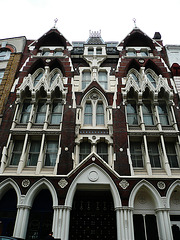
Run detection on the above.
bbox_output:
[0,70,4,84]
[20,101,32,123]
[88,48,93,55]
[96,102,104,125]
[42,50,50,56]
[0,49,11,60]
[34,72,43,86]
[27,141,41,166]
[130,142,143,167]
[82,71,91,89]
[50,72,58,86]
[10,141,23,165]
[98,72,107,89]
[50,102,63,124]
[147,73,156,87]
[157,103,169,125]
[148,142,161,168]
[35,101,47,123]
[54,50,63,56]
[97,142,108,162]
[127,102,138,125]
[140,50,148,56]
[127,50,136,56]
[96,48,102,54]
[142,103,154,125]
[79,142,91,162]
[45,141,58,166]
[130,73,139,85]
[84,102,92,125]
[165,143,178,168]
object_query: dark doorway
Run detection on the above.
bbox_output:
[26,189,53,240]
[69,190,117,240]
[0,188,17,237]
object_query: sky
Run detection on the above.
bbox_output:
[1,0,180,45]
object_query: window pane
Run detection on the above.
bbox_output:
[20,101,32,123]
[0,49,11,60]
[84,103,92,125]
[79,142,91,162]
[10,141,23,165]
[51,102,62,124]
[98,72,107,89]
[45,141,58,166]
[142,103,154,125]
[82,72,91,89]
[96,102,104,125]
[35,102,47,123]
[127,51,136,56]
[130,73,139,85]
[130,142,143,167]
[97,142,108,162]
[165,143,178,168]
[147,73,156,87]
[148,143,161,167]
[127,103,138,125]
[27,141,41,166]
[34,72,43,86]
[158,103,169,125]
[50,72,58,86]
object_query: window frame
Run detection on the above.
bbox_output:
[35,100,47,124]
[10,140,24,166]
[126,101,138,125]
[142,102,154,126]
[98,71,108,90]
[130,142,144,168]
[44,140,58,166]
[27,140,41,166]
[79,142,91,162]
[50,101,63,125]
[148,142,161,168]
[82,71,91,90]
[20,100,32,124]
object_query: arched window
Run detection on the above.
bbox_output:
[96,102,104,125]
[34,72,43,86]
[0,48,11,60]
[146,73,156,87]
[79,142,91,162]
[84,102,92,125]
[50,72,58,86]
[97,142,108,162]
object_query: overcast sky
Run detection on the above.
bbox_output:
[1,0,180,45]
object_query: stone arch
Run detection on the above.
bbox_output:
[0,178,21,205]
[166,180,180,209]
[24,178,58,208]
[65,163,121,208]
[129,179,163,209]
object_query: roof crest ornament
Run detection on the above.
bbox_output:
[133,18,137,28]
[54,18,58,28]
[89,30,101,38]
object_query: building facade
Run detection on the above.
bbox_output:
[0,26,180,240]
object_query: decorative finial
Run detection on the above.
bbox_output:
[89,30,101,38]
[54,18,58,28]
[133,18,137,28]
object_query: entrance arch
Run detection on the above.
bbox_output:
[65,163,121,240]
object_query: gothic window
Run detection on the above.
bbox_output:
[126,101,138,125]
[50,72,58,86]
[35,101,47,124]
[34,72,43,86]
[165,142,178,168]
[130,72,139,85]
[82,71,91,89]
[97,142,108,163]
[27,141,41,166]
[44,141,58,166]
[142,102,154,125]
[20,101,32,123]
[10,141,23,165]
[146,73,156,87]
[148,142,161,168]
[50,101,63,124]
[157,102,169,125]
[130,142,143,167]
[84,102,92,125]
[98,71,107,89]
[96,102,104,125]
[79,142,91,162]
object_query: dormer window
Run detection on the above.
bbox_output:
[96,48,102,55]
[0,48,11,60]
[127,49,136,57]
[88,48,94,55]
[54,49,63,56]
[140,50,148,57]
[42,50,50,56]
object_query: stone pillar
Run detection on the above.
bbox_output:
[156,209,173,240]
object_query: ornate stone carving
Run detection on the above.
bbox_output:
[58,178,68,188]
[88,171,99,182]
[22,179,30,188]
[157,181,166,190]
[119,179,129,189]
